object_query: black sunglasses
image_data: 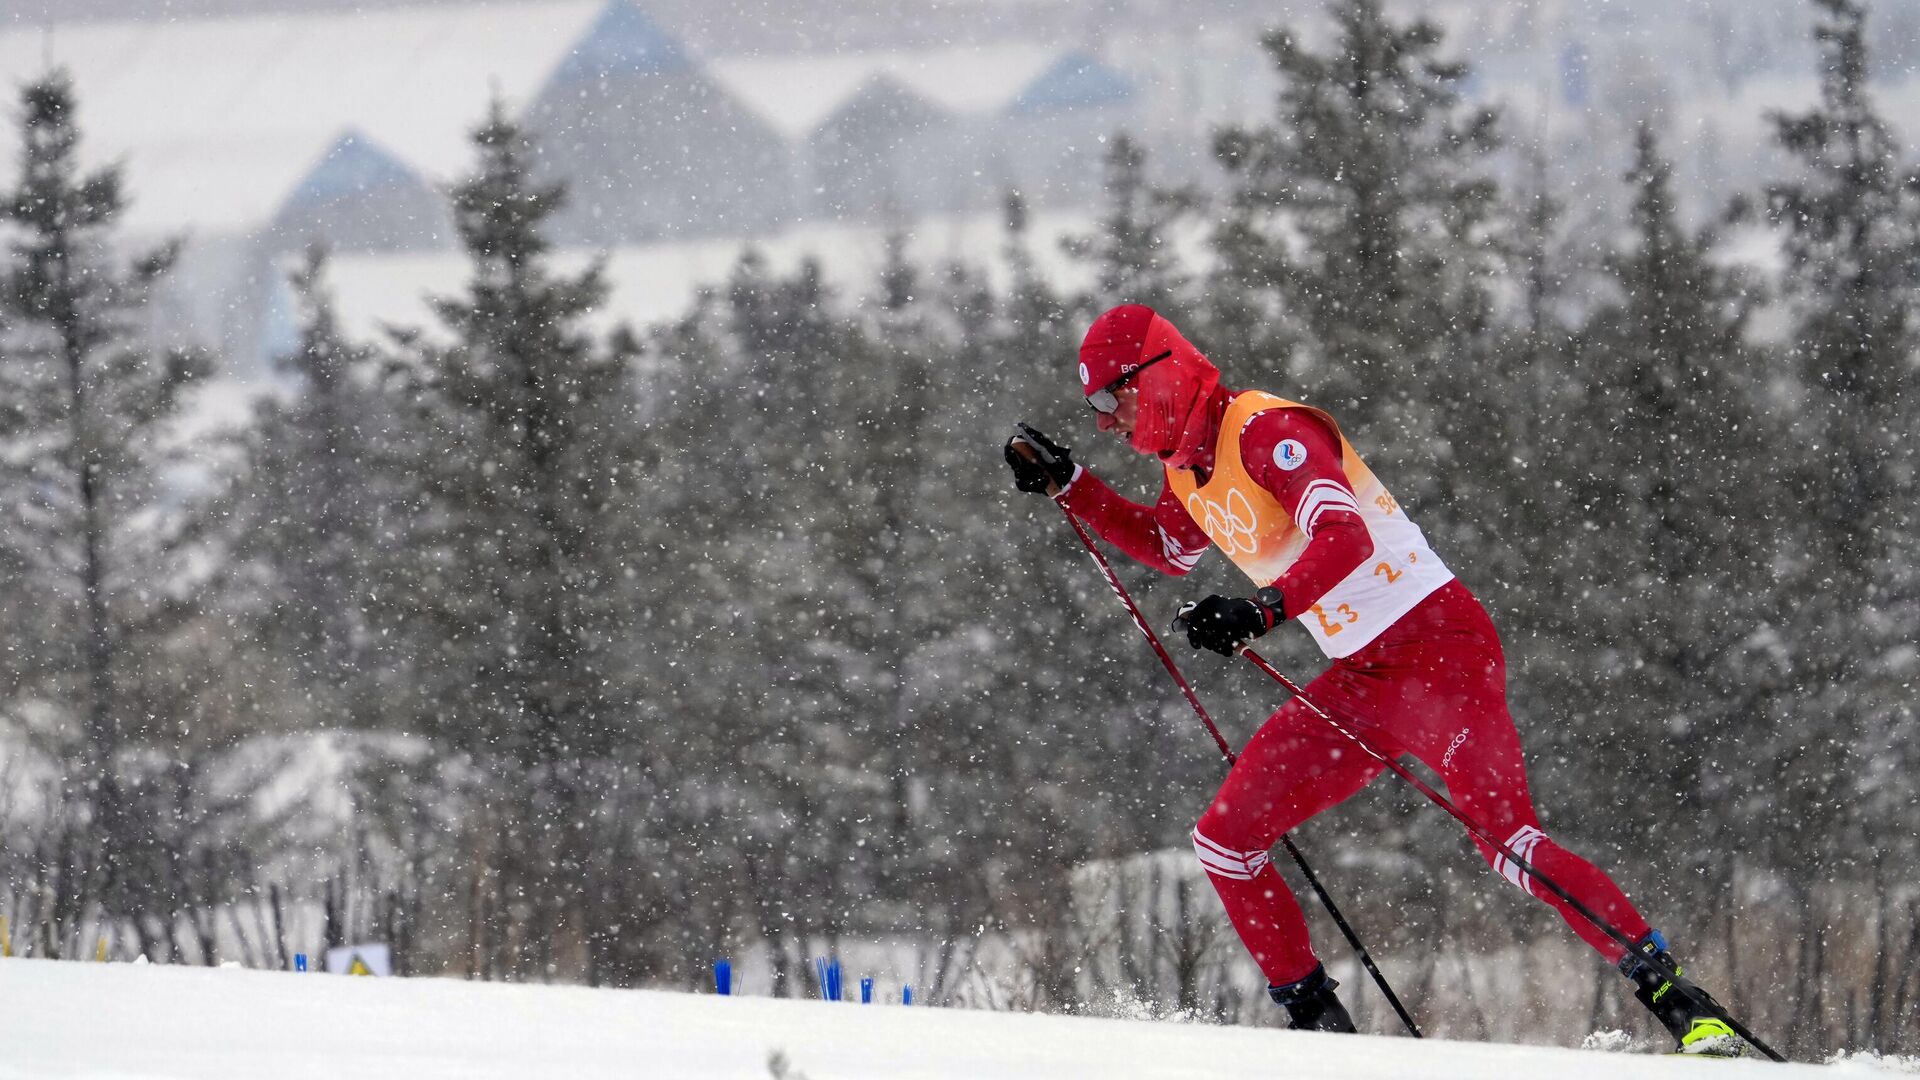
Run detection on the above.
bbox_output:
[1086,350,1172,414]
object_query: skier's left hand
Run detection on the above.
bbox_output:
[1173,593,1279,656]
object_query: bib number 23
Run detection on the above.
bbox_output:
[1311,602,1360,636]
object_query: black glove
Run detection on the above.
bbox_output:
[1004,422,1076,494]
[1173,590,1283,657]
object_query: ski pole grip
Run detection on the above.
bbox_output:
[1013,422,1063,464]
[1009,425,1064,496]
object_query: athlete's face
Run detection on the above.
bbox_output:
[1094,385,1140,443]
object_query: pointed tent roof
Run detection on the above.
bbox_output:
[281,131,428,209]
[815,72,954,139]
[544,0,694,86]
[1006,50,1135,115]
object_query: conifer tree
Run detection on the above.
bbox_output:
[694,251,905,992]
[234,248,399,727]
[1539,124,1772,912]
[998,191,1062,341]
[0,233,33,697]
[1764,0,1918,569]
[383,100,647,977]
[1064,132,1194,312]
[1515,146,1569,346]
[0,71,210,946]
[995,189,1080,397]
[1585,124,1762,583]
[1211,0,1508,442]
[1757,1,1918,1017]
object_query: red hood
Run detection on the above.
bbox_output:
[1079,304,1223,468]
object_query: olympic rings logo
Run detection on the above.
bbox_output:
[1187,488,1261,556]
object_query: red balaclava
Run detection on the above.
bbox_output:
[1078,304,1221,468]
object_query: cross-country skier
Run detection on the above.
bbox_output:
[1006,303,1742,1054]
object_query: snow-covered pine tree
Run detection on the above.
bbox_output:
[695,249,924,994]
[381,100,648,979]
[231,247,401,729]
[1757,0,1919,1046]
[1765,0,1918,568]
[997,189,1072,353]
[1063,132,1195,314]
[0,185,29,709]
[993,188,1084,424]
[0,70,212,953]
[1210,0,1508,450]
[1538,123,1776,918]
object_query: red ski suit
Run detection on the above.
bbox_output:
[1058,392,1652,987]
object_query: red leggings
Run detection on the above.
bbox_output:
[1192,579,1651,986]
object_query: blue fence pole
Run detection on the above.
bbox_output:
[293,953,308,972]
[715,959,732,996]
[860,977,873,1004]
[902,984,913,1005]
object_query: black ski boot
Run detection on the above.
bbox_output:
[1620,930,1744,1056]
[1268,964,1356,1033]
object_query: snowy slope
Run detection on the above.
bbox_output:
[0,957,1906,1080]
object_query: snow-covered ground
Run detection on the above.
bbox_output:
[2,957,1914,1079]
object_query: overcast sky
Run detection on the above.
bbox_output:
[0,0,1265,54]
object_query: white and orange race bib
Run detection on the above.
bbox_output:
[1166,392,1453,658]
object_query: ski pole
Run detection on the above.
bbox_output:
[1013,436,1422,1037]
[1236,645,1785,1062]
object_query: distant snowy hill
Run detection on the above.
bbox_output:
[1,957,1912,1079]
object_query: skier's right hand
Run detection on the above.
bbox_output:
[1005,423,1076,495]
